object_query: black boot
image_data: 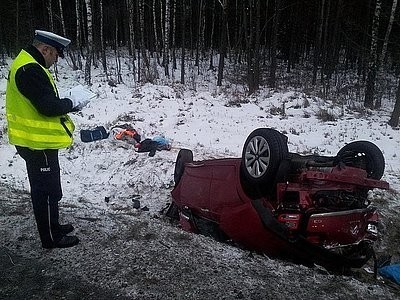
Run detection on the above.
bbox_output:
[42,235,80,249]
[53,223,75,235]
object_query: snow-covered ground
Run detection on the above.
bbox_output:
[1,58,399,210]
[1,56,400,299]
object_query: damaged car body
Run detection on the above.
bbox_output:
[167,128,389,270]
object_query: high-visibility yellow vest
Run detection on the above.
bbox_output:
[6,49,75,150]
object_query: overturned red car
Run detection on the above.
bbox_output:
[167,128,390,270]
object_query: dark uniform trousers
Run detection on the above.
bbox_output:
[16,146,64,245]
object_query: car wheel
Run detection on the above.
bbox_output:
[241,128,289,194]
[174,149,193,185]
[336,141,385,180]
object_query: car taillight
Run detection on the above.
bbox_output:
[366,210,379,239]
[278,213,302,230]
[366,223,378,236]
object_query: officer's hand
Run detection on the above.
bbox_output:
[69,94,89,111]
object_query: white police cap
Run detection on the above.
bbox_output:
[34,30,71,58]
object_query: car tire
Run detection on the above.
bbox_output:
[336,141,385,180]
[174,149,193,185]
[241,128,289,194]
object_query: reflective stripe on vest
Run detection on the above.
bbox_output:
[6,49,75,149]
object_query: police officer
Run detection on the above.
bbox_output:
[6,30,86,248]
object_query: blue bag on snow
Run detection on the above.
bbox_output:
[378,264,400,285]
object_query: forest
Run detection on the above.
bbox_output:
[1,0,400,126]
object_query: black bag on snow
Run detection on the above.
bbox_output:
[80,126,109,142]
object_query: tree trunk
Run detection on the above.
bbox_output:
[327,0,342,78]
[47,0,59,81]
[389,78,400,127]
[163,0,170,77]
[195,0,205,70]
[84,0,93,85]
[99,0,107,78]
[47,0,54,31]
[255,0,261,90]
[139,0,150,82]
[380,0,397,67]
[180,0,186,84]
[75,0,81,48]
[115,17,122,84]
[261,0,269,66]
[247,0,261,94]
[364,0,381,109]
[171,0,177,71]
[57,0,77,70]
[286,0,298,73]
[269,0,280,88]
[357,0,372,81]
[321,0,330,85]
[126,0,136,59]
[75,0,83,70]
[375,0,398,109]
[58,0,66,35]
[217,0,228,87]
[136,0,141,83]
[152,0,160,63]
[209,0,216,70]
[160,0,164,56]
[312,0,325,86]
[126,0,136,83]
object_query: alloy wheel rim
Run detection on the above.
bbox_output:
[244,136,271,178]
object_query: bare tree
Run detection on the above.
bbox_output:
[163,0,171,77]
[126,0,136,83]
[47,0,54,31]
[247,0,261,94]
[74,0,83,70]
[75,0,82,49]
[380,0,397,67]
[3,0,400,101]
[114,17,122,84]
[269,0,280,88]
[209,0,216,70]
[99,0,108,78]
[364,0,381,109]
[385,0,399,123]
[47,0,60,80]
[312,0,325,86]
[217,0,228,86]
[138,0,151,82]
[375,0,398,109]
[58,0,66,36]
[389,78,400,127]
[286,0,298,73]
[57,0,77,70]
[84,0,93,85]
[324,0,342,81]
[152,0,160,61]
[171,0,177,71]
[180,0,186,84]
[195,0,205,70]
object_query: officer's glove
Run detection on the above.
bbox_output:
[69,94,89,111]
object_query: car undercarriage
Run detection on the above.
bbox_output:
[167,128,389,271]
